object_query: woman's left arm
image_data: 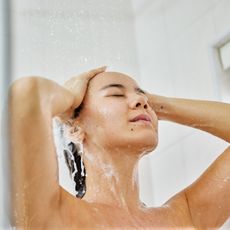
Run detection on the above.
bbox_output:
[147,94,230,229]
[147,94,230,142]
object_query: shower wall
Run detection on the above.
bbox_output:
[11,0,139,82]
[132,0,230,228]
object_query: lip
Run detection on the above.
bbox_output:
[130,114,152,123]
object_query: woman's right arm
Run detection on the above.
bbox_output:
[8,66,106,229]
[9,77,75,228]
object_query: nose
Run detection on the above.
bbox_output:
[130,94,148,110]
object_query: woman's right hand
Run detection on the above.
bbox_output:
[64,66,106,107]
[59,66,107,120]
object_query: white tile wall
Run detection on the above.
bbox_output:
[134,1,174,95]
[213,0,230,36]
[157,122,193,153]
[181,129,228,185]
[169,12,216,99]
[131,0,152,15]
[150,141,187,206]
[11,0,139,84]
[162,0,219,40]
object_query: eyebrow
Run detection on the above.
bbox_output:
[99,83,146,95]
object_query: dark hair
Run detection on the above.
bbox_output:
[63,141,86,198]
[72,103,84,119]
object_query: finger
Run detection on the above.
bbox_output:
[86,66,107,79]
[64,66,107,87]
[64,77,79,89]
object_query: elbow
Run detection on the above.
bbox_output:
[9,76,40,100]
[8,77,42,114]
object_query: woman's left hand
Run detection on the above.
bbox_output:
[146,92,169,120]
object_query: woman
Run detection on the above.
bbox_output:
[9,67,230,229]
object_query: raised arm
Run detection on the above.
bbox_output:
[147,94,230,142]
[8,67,106,229]
[147,94,230,228]
[9,77,75,229]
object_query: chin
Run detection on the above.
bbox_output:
[143,142,158,154]
[138,138,158,155]
[125,131,158,155]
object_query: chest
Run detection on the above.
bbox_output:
[61,207,143,229]
[46,205,193,230]
[42,198,195,230]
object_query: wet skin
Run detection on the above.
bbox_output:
[9,70,230,229]
[66,72,159,212]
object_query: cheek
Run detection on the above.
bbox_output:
[96,103,128,131]
[82,100,128,134]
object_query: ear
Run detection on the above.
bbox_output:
[68,124,85,143]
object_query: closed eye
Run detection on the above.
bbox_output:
[110,94,125,97]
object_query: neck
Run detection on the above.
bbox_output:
[82,142,142,211]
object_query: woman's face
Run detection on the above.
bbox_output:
[78,72,158,154]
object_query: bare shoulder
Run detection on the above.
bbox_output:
[146,145,230,229]
[184,145,230,229]
[53,188,97,229]
[148,191,195,229]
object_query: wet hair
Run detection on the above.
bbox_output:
[62,102,86,198]
[63,141,86,198]
[72,103,84,119]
